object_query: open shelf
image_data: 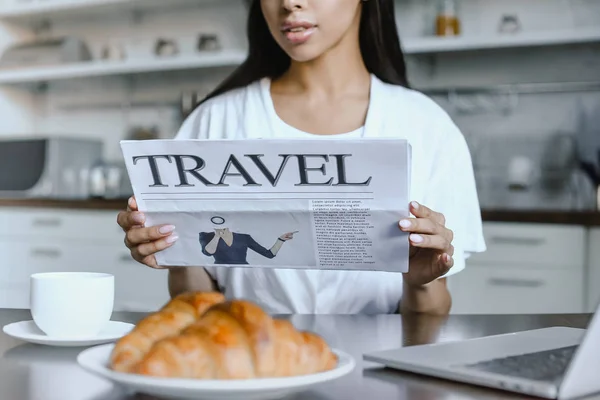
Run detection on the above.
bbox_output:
[0,0,226,20]
[403,27,600,54]
[1,26,598,85]
[0,50,246,84]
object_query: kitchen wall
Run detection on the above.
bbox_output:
[0,0,598,207]
[0,0,247,160]
[0,0,598,314]
[0,1,597,160]
[398,0,600,211]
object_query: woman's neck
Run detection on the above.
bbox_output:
[274,36,370,99]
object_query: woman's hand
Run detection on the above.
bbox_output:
[215,229,227,238]
[279,232,295,241]
[117,196,179,269]
[398,201,454,288]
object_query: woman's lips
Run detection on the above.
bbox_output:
[281,21,317,44]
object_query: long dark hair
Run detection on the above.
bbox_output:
[197,0,409,107]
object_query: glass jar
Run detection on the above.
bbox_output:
[436,0,461,36]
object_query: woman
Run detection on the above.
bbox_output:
[118,0,486,315]
[199,216,295,265]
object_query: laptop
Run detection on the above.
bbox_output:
[363,301,600,399]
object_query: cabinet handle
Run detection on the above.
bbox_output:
[489,236,546,246]
[488,277,544,288]
[32,218,62,228]
[31,248,62,258]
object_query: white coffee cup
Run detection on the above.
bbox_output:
[30,272,115,338]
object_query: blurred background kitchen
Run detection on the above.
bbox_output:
[0,0,598,316]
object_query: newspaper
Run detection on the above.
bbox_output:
[120,138,411,273]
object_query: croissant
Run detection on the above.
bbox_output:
[130,299,338,379]
[110,291,225,373]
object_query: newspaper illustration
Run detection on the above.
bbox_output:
[120,138,411,273]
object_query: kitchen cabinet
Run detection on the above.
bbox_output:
[448,222,587,314]
[587,228,600,312]
[0,208,170,311]
[0,208,594,315]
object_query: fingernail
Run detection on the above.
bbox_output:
[399,219,411,229]
[444,254,451,263]
[410,234,423,243]
[128,197,134,207]
[166,234,179,244]
[159,225,176,234]
[411,201,419,209]
[132,213,145,223]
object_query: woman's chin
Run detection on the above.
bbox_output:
[283,47,327,64]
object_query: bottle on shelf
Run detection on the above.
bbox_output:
[435,0,461,37]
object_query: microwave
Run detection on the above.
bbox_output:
[0,136,103,199]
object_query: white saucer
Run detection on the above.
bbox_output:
[77,343,356,400]
[2,320,134,347]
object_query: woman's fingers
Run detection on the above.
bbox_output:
[125,224,176,247]
[399,217,438,235]
[409,233,453,253]
[139,255,160,269]
[120,196,174,270]
[132,253,166,270]
[127,196,138,212]
[409,201,446,226]
[129,233,178,269]
[399,217,454,243]
[133,235,178,258]
[117,210,145,231]
[446,243,455,256]
[437,253,454,275]
[119,197,142,231]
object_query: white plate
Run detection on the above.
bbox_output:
[77,343,356,400]
[2,320,134,347]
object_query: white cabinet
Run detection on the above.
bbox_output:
[0,207,594,315]
[587,228,600,312]
[448,222,587,315]
[0,207,170,311]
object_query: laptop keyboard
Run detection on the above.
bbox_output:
[459,345,579,383]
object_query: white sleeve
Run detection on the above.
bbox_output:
[173,103,209,140]
[421,112,487,277]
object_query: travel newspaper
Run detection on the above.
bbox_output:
[120,138,411,273]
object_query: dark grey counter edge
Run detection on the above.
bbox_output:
[0,198,599,226]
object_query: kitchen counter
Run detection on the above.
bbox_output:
[481,209,600,226]
[1,198,600,225]
[0,198,129,210]
[0,308,596,400]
